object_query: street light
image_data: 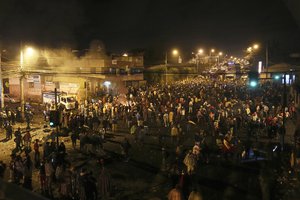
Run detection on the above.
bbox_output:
[172,49,178,56]
[165,49,180,83]
[217,52,223,65]
[253,44,259,50]
[25,47,35,57]
[196,49,204,73]
[198,49,204,54]
[0,50,4,109]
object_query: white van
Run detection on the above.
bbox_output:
[60,95,76,110]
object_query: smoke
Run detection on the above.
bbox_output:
[30,40,110,72]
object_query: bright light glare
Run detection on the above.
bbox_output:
[211,49,215,53]
[253,44,259,49]
[258,61,262,74]
[103,81,111,87]
[198,49,203,54]
[172,49,178,56]
[219,52,223,56]
[25,47,35,56]
[250,81,257,87]
[274,75,280,80]
[123,53,128,57]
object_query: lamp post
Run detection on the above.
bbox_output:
[0,50,4,109]
[218,52,223,65]
[20,48,25,120]
[165,49,179,83]
[210,49,215,56]
[196,49,204,73]
[209,49,215,67]
[281,72,287,152]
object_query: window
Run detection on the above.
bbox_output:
[67,97,75,103]
[29,82,34,88]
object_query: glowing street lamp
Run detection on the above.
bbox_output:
[196,49,204,73]
[217,52,223,65]
[165,48,180,83]
[253,44,259,50]
[25,47,35,57]
[172,49,178,56]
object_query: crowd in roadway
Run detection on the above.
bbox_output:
[122,77,295,199]
[0,75,297,199]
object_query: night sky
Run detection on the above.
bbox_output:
[0,0,299,56]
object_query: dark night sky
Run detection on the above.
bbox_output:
[0,0,299,56]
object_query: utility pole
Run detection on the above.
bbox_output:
[55,88,59,148]
[85,81,88,101]
[20,43,25,120]
[265,42,269,73]
[0,49,4,109]
[281,72,287,152]
[165,52,168,84]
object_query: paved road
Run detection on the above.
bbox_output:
[0,115,299,199]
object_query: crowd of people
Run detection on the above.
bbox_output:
[0,75,296,199]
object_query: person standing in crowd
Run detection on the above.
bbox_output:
[171,124,179,145]
[23,130,32,150]
[14,127,22,151]
[45,158,54,196]
[25,109,32,130]
[39,160,47,194]
[14,155,23,185]
[33,139,40,168]
[121,137,131,162]
[188,189,203,200]
[71,132,78,149]
[5,123,13,140]
[23,153,33,190]
[168,184,183,200]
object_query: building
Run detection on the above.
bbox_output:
[2,51,144,103]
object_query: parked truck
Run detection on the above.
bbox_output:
[42,91,76,110]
